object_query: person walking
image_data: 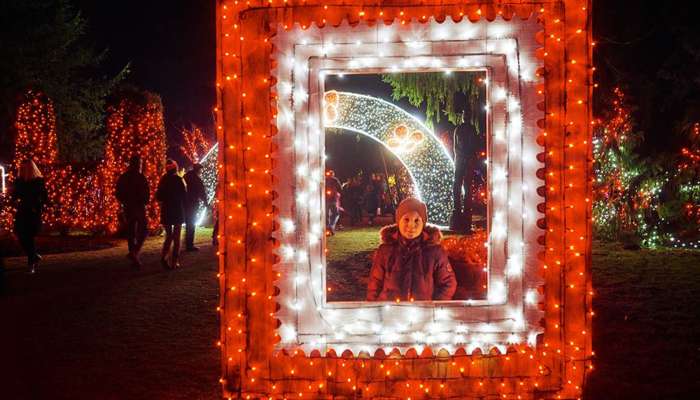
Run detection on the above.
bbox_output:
[12,159,47,274]
[115,155,150,269]
[183,163,207,251]
[156,159,187,269]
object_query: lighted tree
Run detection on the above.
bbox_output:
[12,90,58,170]
[381,72,485,130]
[1,91,59,231]
[660,122,700,244]
[100,86,166,232]
[180,124,210,164]
[592,87,663,246]
[9,90,84,231]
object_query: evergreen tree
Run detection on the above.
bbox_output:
[381,72,484,131]
[593,87,664,246]
[659,121,700,243]
[0,0,127,162]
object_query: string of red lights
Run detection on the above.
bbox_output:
[2,89,166,234]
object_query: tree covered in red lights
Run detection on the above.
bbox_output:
[12,90,58,170]
[3,87,166,234]
[180,124,210,164]
[101,86,166,232]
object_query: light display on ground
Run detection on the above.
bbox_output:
[324,91,454,226]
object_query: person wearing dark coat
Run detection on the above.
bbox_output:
[364,174,383,225]
[342,176,363,226]
[115,155,150,268]
[156,159,187,269]
[12,160,48,274]
[183,163,207,251]
[325,170,343,234]
[367,197,457,301]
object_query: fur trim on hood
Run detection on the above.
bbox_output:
[379,223,443,245]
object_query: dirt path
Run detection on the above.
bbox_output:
[0,229,219,400]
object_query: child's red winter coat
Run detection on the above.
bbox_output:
[366,224,457,301]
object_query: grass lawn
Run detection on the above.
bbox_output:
[586,241,700,399]
[1,229,699,399]
[326,227,380,301]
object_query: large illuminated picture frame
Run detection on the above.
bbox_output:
[272,18,544,351]
[216,2,592,399]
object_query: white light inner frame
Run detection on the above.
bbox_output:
[272,18,544,354]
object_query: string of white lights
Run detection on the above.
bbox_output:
[271,17,544,355]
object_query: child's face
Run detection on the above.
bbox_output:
[398,211,424,240]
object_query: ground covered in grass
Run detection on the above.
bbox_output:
[1,232,699,399]
[585,241,700,399]
[326,227,380,301]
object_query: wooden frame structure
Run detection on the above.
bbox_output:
[215,1,593,398]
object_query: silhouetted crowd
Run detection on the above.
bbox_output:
[7,157,209,274]
[118,157,207,269]
[325,169,396,234]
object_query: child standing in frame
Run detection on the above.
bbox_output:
[366,197,457,301]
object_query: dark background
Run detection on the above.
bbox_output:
[74,0,216,142]
[67,0,700,153]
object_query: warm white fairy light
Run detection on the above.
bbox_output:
[493,87,507,101]
[281,218,295,233]
[0,165,7,194]
[525,290,537,305]
[281,245,295,261]
[488,281,507,303]
[289,299,304,311]
[294,273,308,285]
[280,324,297,342]
[506,254,522,276]
[270,17,544,353]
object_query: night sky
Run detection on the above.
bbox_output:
[71,0,700,151]
[74,0,216,141]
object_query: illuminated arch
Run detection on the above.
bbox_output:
[323,91,455,226]
[194,143,219,225]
